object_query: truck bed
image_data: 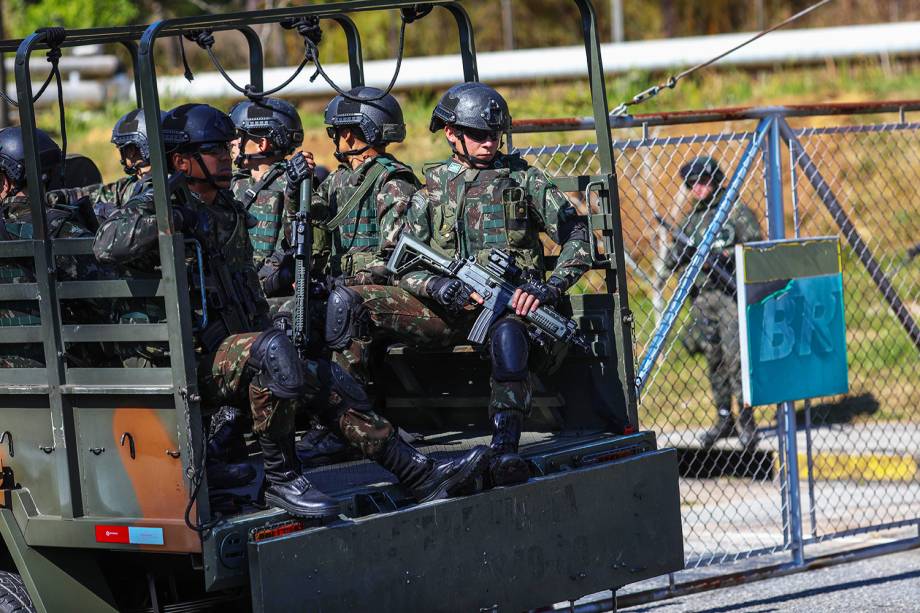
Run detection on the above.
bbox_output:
[203,429,664,592]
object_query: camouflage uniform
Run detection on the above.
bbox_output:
[48,175,150,223]
[232,164,297,269]
[401,153,592,417]
[93,186,391,440]
[315,154,419,283]
[666,191,762,412]
[234,166,330,314]
[88,175,143,208]
[1,196,106,367]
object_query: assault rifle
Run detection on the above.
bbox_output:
[386,233,589,351]
[291,174,313,359]
[654,213,737,294]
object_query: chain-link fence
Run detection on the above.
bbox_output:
[514,103,920,598]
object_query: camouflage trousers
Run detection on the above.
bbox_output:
[691,290,743,411]
[200,331,394,457]
[344,285,536,417]
[335,284,464,384]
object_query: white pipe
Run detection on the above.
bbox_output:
[154,21,920,100]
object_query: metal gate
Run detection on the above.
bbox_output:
[513,100,920,604]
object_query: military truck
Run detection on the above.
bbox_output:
[0,2,682,611]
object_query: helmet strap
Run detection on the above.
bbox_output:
[449,129,499,170]
[234,134,274,167]
[187,151,232,190]
[331,131,372,164]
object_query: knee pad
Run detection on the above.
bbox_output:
[317,360,371,413]
[325,286,369,350]
[248,329,306,399]
[490,317,530,382]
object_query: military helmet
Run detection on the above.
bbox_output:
[679,156,725,188]
[229,97,304,155]
[161,103,236,152]
[429,82,511,133]
[324,87,406,147]
[111,108,165,163]
[0,126,63,189]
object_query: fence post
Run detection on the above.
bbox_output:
[765,114,806,567]
[635,117,771,393]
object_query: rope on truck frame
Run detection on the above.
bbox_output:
[180,6,433,104]
[610,0,834,117]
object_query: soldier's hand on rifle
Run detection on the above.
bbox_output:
[427,276,483,311]
[512,276,566,316]
[283,152,315,199]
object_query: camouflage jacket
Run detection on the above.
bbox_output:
[233,163,332,297]
[665,191,762,295]
[231,163,301,269]
[400,153,591,297]
[89,175,143,207]
[314,154,420,283]
[1,196,102,326]
[49,174,149,223]
[93,187,270,351]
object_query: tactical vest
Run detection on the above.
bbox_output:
[187,191,268,352]
[424,157,543,273]
[329,156,416,276]
[232,164,287,265]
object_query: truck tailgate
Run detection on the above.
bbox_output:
[249,447,683,612]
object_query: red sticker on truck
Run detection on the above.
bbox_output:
[95,525,129,544]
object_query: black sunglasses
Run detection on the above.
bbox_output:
[461,127,502,143]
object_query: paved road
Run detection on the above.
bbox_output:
[623,546,920,612]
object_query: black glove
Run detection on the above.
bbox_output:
[284,152,312,199]
[427,276,475,311]
[517,276,567,306]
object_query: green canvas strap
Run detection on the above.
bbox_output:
[242,164,285,211]
[325,160,389,231]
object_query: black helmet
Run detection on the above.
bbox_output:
[0,126,63,190]
[162,104,235,186]
[162,103,236,153]
[324,87,406,148]
[228,97,304,158]
[429,82,511,133]
[111,108,165,174]
[679,156,725,188]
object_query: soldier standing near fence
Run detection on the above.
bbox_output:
[667,156,762,449]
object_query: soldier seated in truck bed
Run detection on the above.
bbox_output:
[92,102,492,520]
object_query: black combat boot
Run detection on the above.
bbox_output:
[699,407,736,449]
[296,423,360,468]
[260,431,340,519]
[488,411,531,487]
[376,434,491,503]
[205,406,256,490]
[737,406,761,449]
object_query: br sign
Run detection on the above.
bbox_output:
[736,237,849,406]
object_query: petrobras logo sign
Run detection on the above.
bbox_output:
[736,237,849,406]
